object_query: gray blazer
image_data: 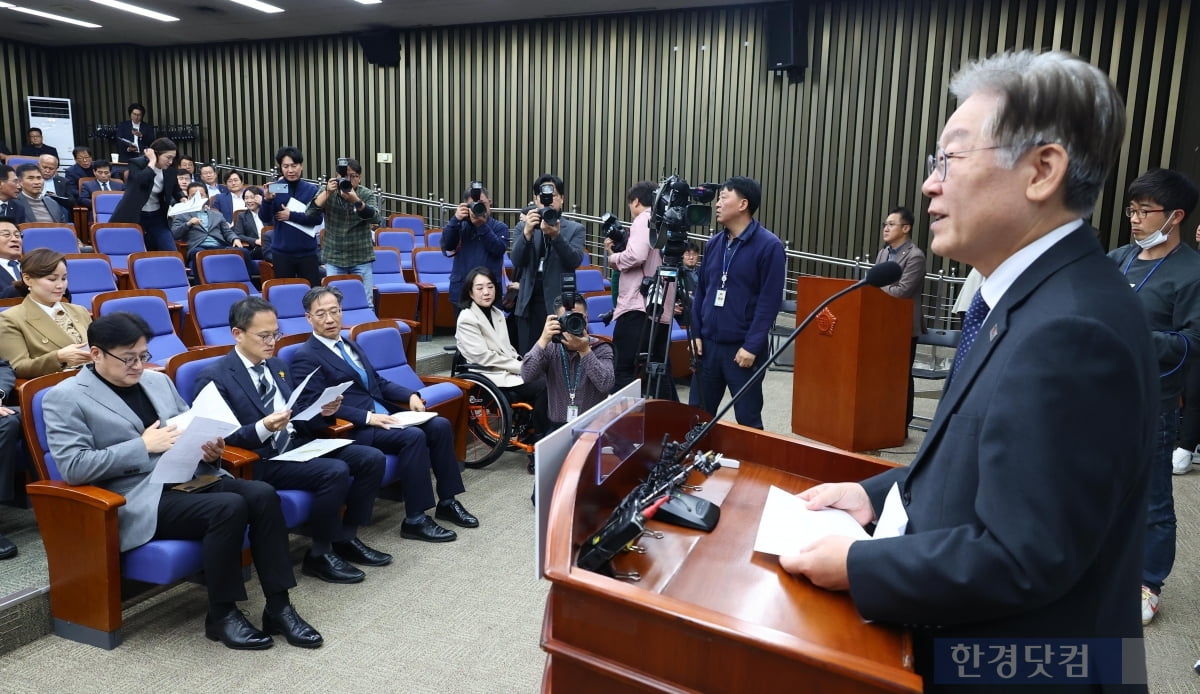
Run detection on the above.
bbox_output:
[15,193,71,225]
[875,242,926,337]
[510,218,585,317]
[44,367,227,552]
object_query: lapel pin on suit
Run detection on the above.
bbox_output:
[989,324,999,341]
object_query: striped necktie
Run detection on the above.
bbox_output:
[253,363,290,452]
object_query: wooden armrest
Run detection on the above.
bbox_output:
[221,445,258,469]
[422,375,473,390]
[319,418,354,436]
[27,479,126,510]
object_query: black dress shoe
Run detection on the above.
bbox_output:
[262,605,324,649]
[0,534,16,560]
[400,515,457,542]
[205,609,273,650]
[332,538,393,566]
[301,552,366,584]
[435,499,479,528]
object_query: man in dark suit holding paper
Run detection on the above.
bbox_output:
[290,285,479,543]
[194,296,390,584]
[781,51,1156,691]
[44,312,323,650]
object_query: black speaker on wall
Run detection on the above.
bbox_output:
[356,29,401,67]
[765,1,808,81]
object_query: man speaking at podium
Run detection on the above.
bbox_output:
[782,51,1155,690]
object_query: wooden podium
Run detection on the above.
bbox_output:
[791,277,910,451]
[541,400,921,693]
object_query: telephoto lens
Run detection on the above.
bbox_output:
[338,178,354,193]
[470,200,487,216]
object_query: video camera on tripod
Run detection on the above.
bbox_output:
[649,175,721,266]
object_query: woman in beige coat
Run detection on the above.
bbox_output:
[0,248,93,378]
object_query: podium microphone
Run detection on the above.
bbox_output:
[674,260,903,463]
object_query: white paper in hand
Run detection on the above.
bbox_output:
[872,482,909,539]
[292,380,353,421]
[285,197,322,238]
[753,485,870,556]
[378,411,437,429]
[167,382,239,430]
[149,417,237,484]
[167,193,206,218]
[284,368,320,413]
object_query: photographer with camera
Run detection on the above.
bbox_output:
[605,181,678,401]
[519,292,614,431]
[691,177,785,429]
[441,182,509,308]
[307,158,381,306]
[511,174,586,353]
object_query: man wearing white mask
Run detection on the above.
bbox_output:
[1107,167,1200,627]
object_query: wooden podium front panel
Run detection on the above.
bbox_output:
[791,277,909,451]
[542,401,921,693]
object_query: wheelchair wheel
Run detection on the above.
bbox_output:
[458,373,512,468]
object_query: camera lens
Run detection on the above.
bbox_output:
[470,200,487,217]
[338,178,354,192]
[542,208,561,226]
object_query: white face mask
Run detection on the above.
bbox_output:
[1135,214,1174,250]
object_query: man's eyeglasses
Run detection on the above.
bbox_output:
[0,231,22,240]
[925,145,1004,182]
[881,222,901,230]
[308,308,342,321]
[252,331,284,344]
[1124,206,1167,220]
[101,348,153,369]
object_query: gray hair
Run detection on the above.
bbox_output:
[950,50,1125,214]
[301,285,343,312]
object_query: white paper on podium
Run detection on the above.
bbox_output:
[285,197,322,238]
[378,411,437,429]
[167,382,238,430]
[269,437,353,462]
[167,193,206,217]
[283,368,320,414]
[291,380,352,421]
[148,417,238,484]
[753,486,871,556]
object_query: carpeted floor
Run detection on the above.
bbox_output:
[0,347,1198,692]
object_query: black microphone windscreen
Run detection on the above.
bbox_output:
[865,261,903,287]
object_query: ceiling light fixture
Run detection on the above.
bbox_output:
[227,0,285,13]
[88,0,179,22]
[353,0,383,5]
[0,3,102,27]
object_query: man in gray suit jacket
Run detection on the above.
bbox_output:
[44,312,323,651]
[14,164,70,224]
[511,174,585,353]
[171,182,253,275]
[874,205,927,426]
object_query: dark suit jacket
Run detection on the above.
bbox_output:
[210,189,236,223]
[64,164,93,199]
[19,144,57,158]
[290,335,418,429]
[79,180,124,210]
[15,194,70,224]
[45,174,71,202]
[510,218,585,317]
[875,241,927,336]
[109,157,183,224]
[847,225,1156,691]
[232,209,263,245]
[193,350,323,459]
[115,120,155,162]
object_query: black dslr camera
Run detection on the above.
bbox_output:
[600,212,627,253]
[468,180,487,217]
[537,182,561,226]
[335,157,354,193]
[552,274,586,343]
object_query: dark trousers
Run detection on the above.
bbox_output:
[906,337,918,426]
[272,253,323,287]
[139,211,174,253]
[1179,363,1200,451]
[0,408,21,502]
[155,477,296,604]
[612,311,678,401]
[1144,405,1178,591]
[697,341,764,429]
[502,379,550,440]
[253,443,385,542]
[517,290,551,355]
[349,416,465,513]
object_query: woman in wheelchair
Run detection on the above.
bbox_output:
[455,266,545,408]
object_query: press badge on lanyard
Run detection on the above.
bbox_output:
[717,235,740,308]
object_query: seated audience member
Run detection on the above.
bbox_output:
[291,286,478,543]
[171,183,254,275]
[232,186,266,258]
[197,162,228,200]
[195,297,389,583]
[0,357,20,560]
[176,155,196,183]
[63,146,95,200]
[0,165,25,225]
[14,164,70,224]
[79,160,123,212]
[519,291,615,434]
[44,311,323,650]
[455,266,545,421]
[210,169,247,223]
[0,217,22,296]
[109,139,185,253]
[0,248,92,377]
[19,127,57,158]
[38,154,72,201]
[175,169,193,196]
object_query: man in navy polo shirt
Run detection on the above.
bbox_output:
[690,176,785,428]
